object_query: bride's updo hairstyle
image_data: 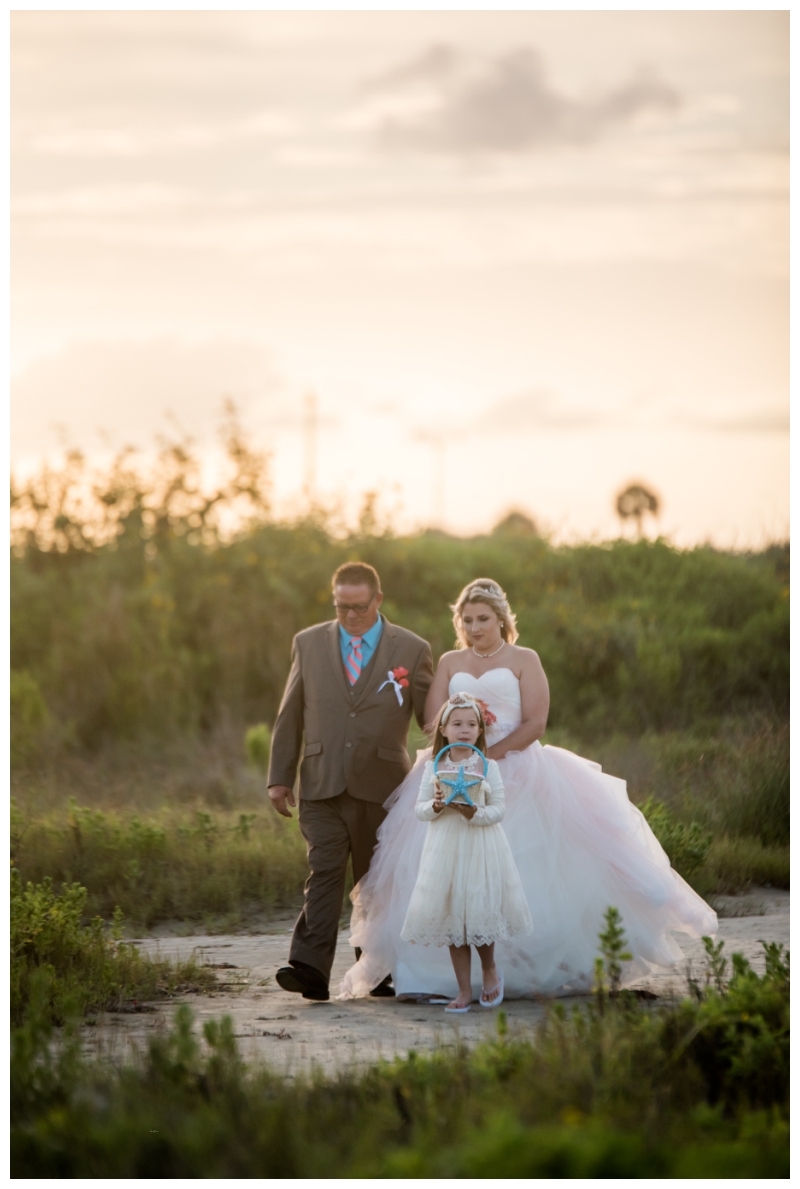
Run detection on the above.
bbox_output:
[451,579,519,650]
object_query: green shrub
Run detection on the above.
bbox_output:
[10,670,49,766]
[244,723,271,773]
[10,869,216,1025]
[10,439,789,751]
[10,917,789,1178]
[666,938,789,1111]
[640,797,712,878]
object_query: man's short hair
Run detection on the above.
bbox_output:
[332,562,381,596]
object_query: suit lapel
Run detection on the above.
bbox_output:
[326,621,352,701]
[353,615,398,709]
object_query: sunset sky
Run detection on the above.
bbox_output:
[11,10,788,545]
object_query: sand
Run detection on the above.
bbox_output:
[80,888,789,1078]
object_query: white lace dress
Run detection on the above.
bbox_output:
[339,668,718,1002]
[400,755,533,948]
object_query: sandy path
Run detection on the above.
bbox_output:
[83,889,789,1077]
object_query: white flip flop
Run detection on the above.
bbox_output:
[444,1002,471,1013]
[428,998,451,1005]
[480,969,504,1008]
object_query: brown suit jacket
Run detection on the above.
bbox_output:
[266,618,430,803]
[267,615,434,805]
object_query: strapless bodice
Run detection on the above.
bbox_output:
[448,668,522,745]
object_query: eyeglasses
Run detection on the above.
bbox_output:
[334,599,375,615]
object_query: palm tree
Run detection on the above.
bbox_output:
[615,483,660,540]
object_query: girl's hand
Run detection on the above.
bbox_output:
[433,779,446,814]
[452,803,477,821]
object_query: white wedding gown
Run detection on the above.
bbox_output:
[339,668,717,1001]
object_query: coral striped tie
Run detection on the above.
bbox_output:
[345,637,363,685]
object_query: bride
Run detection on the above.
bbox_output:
[339,578,717,1002]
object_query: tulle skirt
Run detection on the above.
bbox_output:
[339,742,717,1001]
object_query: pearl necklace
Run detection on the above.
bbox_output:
[472,640,506,659]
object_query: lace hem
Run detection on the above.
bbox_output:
[401,918,533,948]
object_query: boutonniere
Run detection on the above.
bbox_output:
[377,666,409,706]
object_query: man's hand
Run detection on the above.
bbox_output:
[268,785,296,818]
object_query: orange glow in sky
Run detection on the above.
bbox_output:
[11,11,788,545]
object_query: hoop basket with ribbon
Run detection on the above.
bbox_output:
[433,744,488,808]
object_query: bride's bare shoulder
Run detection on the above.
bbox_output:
[508,644,544,669]
[436,649,465,673]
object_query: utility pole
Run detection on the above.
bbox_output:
[432,434,445,529]
[414,429,447,529]
[303,391,318,503]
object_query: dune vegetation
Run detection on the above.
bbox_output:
[11,430,788,932]
[11,913,789,1178]
[9,427,790,1177]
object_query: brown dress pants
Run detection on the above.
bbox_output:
[290,791,387,981]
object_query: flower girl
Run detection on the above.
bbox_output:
[400,693,533,1012]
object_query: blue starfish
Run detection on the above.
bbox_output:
[440,765,483,807]
[433,744,488,808]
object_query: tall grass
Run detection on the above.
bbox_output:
[12,798,309,929]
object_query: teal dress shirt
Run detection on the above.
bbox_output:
[339,615,384,680]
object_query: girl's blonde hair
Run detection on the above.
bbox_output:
[430,694,487,757]
[451,578,519,649]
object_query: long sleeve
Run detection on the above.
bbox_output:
[414,763,439,821]
[266,636,305,789]
[470,760,506,826]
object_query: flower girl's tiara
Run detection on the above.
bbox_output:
[441,693,484,725]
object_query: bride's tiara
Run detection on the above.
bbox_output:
[463,584,509,609]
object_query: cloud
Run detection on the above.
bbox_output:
[479,389,606,433]
[476,390,789,440]
[375,47,680,154]
[673,409,789,434]
[362,43,459,93]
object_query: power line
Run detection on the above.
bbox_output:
[303,391,317,502]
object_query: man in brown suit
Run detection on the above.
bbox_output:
[268,562,433,1000]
